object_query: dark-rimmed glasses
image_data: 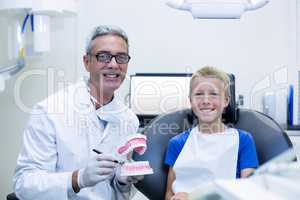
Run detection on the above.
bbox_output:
[90,51,131,64]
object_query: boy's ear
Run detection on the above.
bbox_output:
[224,95,230,107]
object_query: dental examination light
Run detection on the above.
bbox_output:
[166,0,270,19]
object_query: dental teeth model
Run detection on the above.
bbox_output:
[117,134,153,176]
[120,161,153,176]
[117,134,147,155]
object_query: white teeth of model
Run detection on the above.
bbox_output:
[132,143,144,149]
[124,148,131,155]
[117,134,148,156]
[120,161,154,176]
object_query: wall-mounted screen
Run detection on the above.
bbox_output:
[129,73,192,115]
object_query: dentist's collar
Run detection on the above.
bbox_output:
[87,79,114,109]
[81,77,126,122]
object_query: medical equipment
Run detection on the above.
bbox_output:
[262,91,276,120]
[0,57,25,92]
[0,0,78,91]
[166,0,270,19]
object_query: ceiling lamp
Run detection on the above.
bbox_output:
[166,0,270,19]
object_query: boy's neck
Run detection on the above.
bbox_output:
[198,122,226,134]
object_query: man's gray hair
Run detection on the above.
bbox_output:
[85,25,129,54]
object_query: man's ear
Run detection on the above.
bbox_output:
[83,54,90,72]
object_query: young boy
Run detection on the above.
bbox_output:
[164,66,258,200]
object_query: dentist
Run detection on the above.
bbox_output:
[13,25,142,200]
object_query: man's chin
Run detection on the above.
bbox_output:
[103,84,121,92]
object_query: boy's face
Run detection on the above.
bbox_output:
[190,77,230,127]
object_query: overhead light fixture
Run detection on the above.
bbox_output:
[166,0,270,19]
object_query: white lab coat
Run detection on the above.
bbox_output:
[13,77,139,200]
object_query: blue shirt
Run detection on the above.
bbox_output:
[164,128,259,178]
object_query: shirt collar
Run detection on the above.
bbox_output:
[77,77,127,122]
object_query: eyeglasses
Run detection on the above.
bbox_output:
[90,51,131,64]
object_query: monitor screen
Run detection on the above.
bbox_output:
[129,73,192,115]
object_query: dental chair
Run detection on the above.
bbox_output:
[132,75,293,200]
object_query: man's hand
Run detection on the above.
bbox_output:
[115,166,144,185]
[171,192,189,200]
[77,154,118,189]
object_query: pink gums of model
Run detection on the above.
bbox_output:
[117,134,147,155]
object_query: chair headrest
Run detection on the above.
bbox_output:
[224,74,237,124]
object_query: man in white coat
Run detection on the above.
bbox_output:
[13,25,142,200]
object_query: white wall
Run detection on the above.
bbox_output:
[0,16,77,199]
[76,0,298,111]
[0,0,298,199]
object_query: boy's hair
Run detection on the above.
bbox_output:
[190,66,231,97]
